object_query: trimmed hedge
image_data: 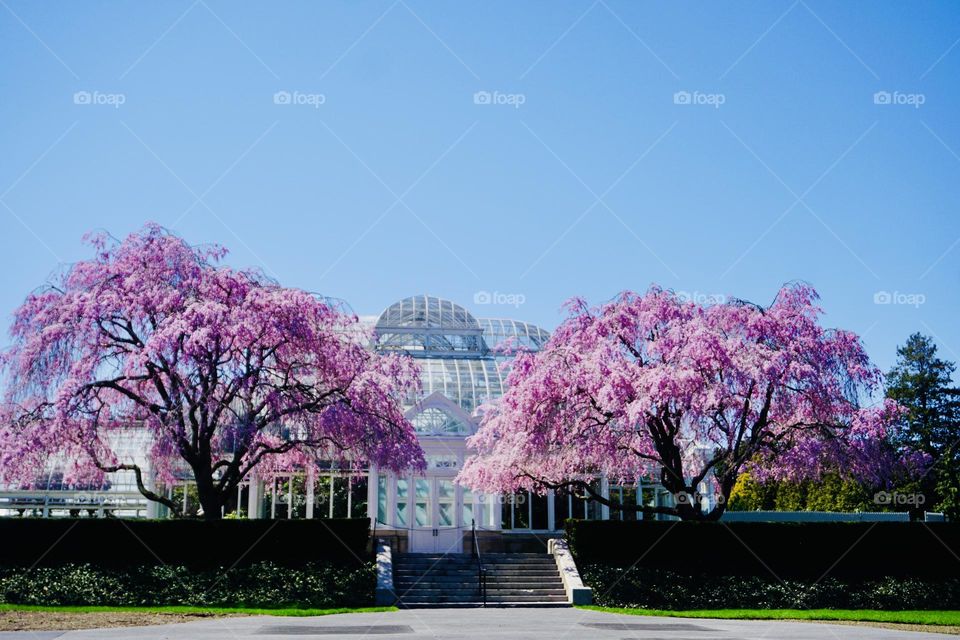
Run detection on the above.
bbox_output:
[0,519,370,569]
[0,561,375,608]
[566,520,960,580]
[581,564,960,610]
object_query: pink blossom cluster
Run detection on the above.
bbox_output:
[0,224,424,514]
[458,284,918,519]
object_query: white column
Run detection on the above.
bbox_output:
[347,476,353,517]
[367,465,378,524]
[145,463,159,519]
[247,474,261,519]
[546,489,556,531]
[287,475,293,519]
[389,474,400,527]
[600,475,611,520]
[306,467,315,519]
[270,480,277,519]
[328,475,335,518]
[145,495,158,518]
[637,478,644,521]
[492,494,503,530]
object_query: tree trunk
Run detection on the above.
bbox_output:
[192,465,223,520]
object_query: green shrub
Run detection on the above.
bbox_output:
[582,564,960,610]
[728,472,883,513]
[0,561,375,608]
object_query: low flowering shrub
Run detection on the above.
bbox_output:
[582,564,960,610]
[0,561,375,608]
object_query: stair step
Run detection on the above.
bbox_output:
[393,558,557,567]
[400,602,570,609]
[394,556,556,567]
[487,584,564,590]
[402,552,531,555]
[397,589,567,596]
[397,555,554,563]
[485,568,560,573]
[400,595,569,603]
[393,572,490,582]
[397,581,563,589]
[396,577,564,583]
[395,573,561,579]
[396,570,557,577]
[396,566,557,571]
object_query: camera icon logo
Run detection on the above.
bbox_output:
[473,91,492,105]
[273,91,292,105]
[673,91,691,105]
[873,291,892,304]
[873,91,891,105]
[473,290,492,304]
[73,91,91,105]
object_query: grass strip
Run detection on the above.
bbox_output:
[0,604,396,616]
[577,606,960,627]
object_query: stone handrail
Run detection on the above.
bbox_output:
[374,539,395,606]
[548,538,592,605]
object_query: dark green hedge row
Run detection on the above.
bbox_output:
[0,518,370,569]
[0,561,375,608]
[566,520,960,579]
[582,564,960,610]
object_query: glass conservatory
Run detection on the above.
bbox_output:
[355,295,673,553]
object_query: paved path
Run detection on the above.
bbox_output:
[0,608,952,639]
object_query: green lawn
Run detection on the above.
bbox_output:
[0,604,396,616]
[577,606,960,627]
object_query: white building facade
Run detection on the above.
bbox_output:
[367,295,539,553]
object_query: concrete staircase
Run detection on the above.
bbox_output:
[394,552,569,608]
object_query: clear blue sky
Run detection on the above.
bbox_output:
[1,1,959,376]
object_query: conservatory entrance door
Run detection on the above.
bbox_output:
[408,477,462,553]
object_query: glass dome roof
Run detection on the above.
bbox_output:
[477,318,550,353]
[374,295,487,358]
[376,295,480,331]
[372,296,545,420]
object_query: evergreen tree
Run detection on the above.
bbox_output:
[886,333,960,520]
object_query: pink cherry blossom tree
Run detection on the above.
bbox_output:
[0,224,424,519]
[458,284,913,521]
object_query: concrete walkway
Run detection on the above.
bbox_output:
[0,607,952,639]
